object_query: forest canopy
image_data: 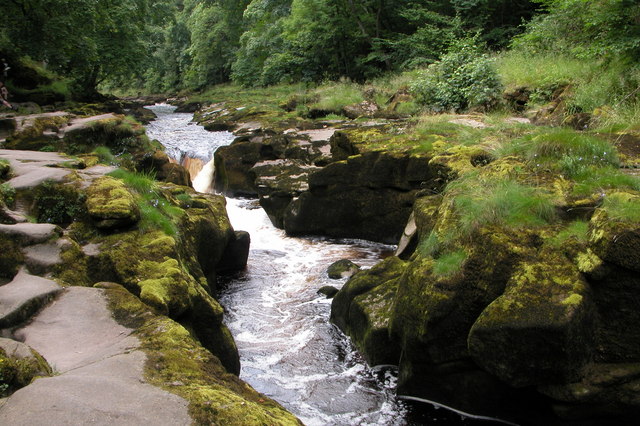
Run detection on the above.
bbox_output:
[1,0,638,97]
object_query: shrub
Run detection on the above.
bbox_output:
[34,181,86,226]
[0,183,15,206]
[410,38,502,112]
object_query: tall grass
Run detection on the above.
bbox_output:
[602,193,640,222]
[447,174,557,236]
[496,51,597,93]
[309,81,365,112]
[107,169,183,235]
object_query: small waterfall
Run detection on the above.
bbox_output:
[144,104,496,426]
[192,157,216,193]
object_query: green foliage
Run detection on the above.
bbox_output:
[410,38,502,112]
[601,192,640,222]
[93,146,117,165]
[433,249,467,277]
[447,174,557,236]
[107,169,182,236]
[498,128,619,175]
[0,183,16,206]
[34,181,87,226]
[547,220,589,247]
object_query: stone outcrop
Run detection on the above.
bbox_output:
[330,180,640,423]
[0,112,296,424]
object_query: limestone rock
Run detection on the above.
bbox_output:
[0,269,61,329]
[85,176,140,229]
[327,259,361,279]
[317,286,339,298]
[0,338,52,396]
[468,250,595,388]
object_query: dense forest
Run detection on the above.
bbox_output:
[1,0,640,122]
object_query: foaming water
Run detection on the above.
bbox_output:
[144,105,502,425]
[145,104,234,163]
[220,198,404,426]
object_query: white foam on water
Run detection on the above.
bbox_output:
[145,108,408,425]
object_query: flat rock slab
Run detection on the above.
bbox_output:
[0,270,61,329]
[22,239,70,276]
[0,149,73,190]
[61,113,118,135]
[13,287,137,373]
[1,287,191,425]
[0,223,60,245]
[0,351,191,426]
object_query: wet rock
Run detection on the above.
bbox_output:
[331,257,405,365]
[282,151,433,244]
[327,259,361,279]
[217,231,250,273]
[468,249,595,388]
[138,150,191,187]
[318,286,339,298]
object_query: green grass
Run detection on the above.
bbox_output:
[308,81,365,112]
[548,220,589,248]
[571,166,640,196]
[433,249,468,277]
[93,146,117,165]
[447,174,557,236]
[107,169,182,236]
[602,192,640,222]
[497,128,619,173]
[496,51,597,95]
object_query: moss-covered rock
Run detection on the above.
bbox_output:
[589,191,640,272]
[468,249,595,388]
[99,283,301,425]
[539,362,640,422]
[0,339,52,397]
[3,113,72,151]
[331,257,406,365]
[85,176,140,229]
[327,259,361,279]
[0,234,23,279]
[390,228,536,399]
[86,228,240,374]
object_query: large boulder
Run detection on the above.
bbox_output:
[331,257,406,366]
[85,176,140,229]
[282,151,434,244]
[468,249,595,388]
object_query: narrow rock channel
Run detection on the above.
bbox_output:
[145,104,500,425]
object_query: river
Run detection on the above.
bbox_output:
[145,104,500,426]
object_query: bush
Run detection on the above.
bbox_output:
[410,38,502,112]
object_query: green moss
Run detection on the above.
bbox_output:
[85,176,140,228]
[34,180,87,226]
[0,346,52,397]
[100,284,301,425]
[548,220,590,248]
[0,235,23,279]
[136,258,196,317]
[433,249,468,277]
[54,239,91,287]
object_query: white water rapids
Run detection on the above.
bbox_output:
[145,104,495,426]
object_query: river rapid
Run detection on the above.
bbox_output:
[145,104,497,426]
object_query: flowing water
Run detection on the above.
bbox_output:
[145,104,501,426]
